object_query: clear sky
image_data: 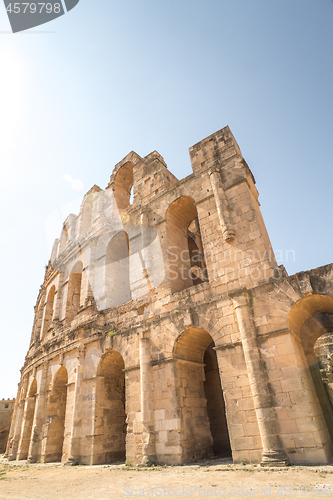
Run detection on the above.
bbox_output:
[0,0,332,398]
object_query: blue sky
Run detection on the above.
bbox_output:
[0,0,332,398]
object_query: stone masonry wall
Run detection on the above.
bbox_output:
[6,126,333,466]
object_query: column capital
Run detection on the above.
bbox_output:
[139,337,150,346]
[208,167,221,177]
[77,344,86,359]
[228,288,251,309]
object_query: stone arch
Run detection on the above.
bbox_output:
[288,294,333,448]
[113,162,134,212]
[172,327,231,462]
[17,379,37,460]
[92,350,126,464]
[58,225,69,256]
[79,194,93,236]
[166,196,207,293]
[65,261,83,323]
[42,285,56,338]
[288,294,333,352]
[104,231,131,308]
[33,291,46,343]
[43,366,68,463]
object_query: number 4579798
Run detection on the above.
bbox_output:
[6,3,61,14]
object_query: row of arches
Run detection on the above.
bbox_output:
[33,261,84,342]
[34,194,209,343]
[14,292,333,465]
[17,328,232,465]
[288,294,333,450]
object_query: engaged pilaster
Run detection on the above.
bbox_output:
[229,289,288,466]
[209,168,235,242]
[65,345,85,465]
[28,362,49,463]
[139,337,156,465]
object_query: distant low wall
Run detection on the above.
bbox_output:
[0,400,15,453]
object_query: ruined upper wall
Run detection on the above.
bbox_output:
[0,399,15,453]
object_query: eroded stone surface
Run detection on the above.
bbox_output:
[6,126,333,466]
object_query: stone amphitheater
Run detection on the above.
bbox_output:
[5,126,333,467]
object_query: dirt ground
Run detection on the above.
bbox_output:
[1,456,333,500]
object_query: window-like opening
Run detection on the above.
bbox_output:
[312,329,333,441]
[17,379,37,461]
[315,332,333,406]
[65,261,83,323]
[204,344,231,457]
[105,232,131,308]
[59,226,69,255]
[129,185,134,205]
[42,286,56,338]
[289,296,333,449]
[114,162,134,212]
[166,197,208,293]
[4,404,9,409]
[93,350,126,464]
[173,328,231,463]
[80,195,93,235]
[43,367,68,463]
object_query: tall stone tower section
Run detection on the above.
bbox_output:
[188,127,278,291]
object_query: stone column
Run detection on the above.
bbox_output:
[139,337,156,465]
[17,396,37,460]
[229,289,288,465]
[53,273,65,321]
[5,384,21,458]
[140,207,152,292]
[8,378,28,460]
[65,345,85,465]
[28,362,49,463]
[209,169,235,242]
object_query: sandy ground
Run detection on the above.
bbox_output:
[1,457,333,500]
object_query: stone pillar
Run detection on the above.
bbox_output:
[65,345,85,465]
[89,375,104,465]
[5,384,21,458]
[28,363,49,463]
[140,208,152,292]
[209,169,235,242]
[8,378,28,460]
[53,273,65,321]
[229,289,288,465]
[16,396,37,460]
[139,337,156,465]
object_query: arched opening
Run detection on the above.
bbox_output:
[166,197,208,293]
[80,195,93,235]
[65,261,83,323]
[42,286,55,338]
[173,328,231,462]
[114,162,134,212]
[31,298,44,345]
[289,295,333,448]
[44,367,68,463]
[94,350,126,464]
[59,226,69,256]
[105,232,131,308]
[17,379,37,460]
[204,344,231,456]
[315,332,333,406]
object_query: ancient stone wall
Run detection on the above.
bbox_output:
[6,126,333,466]
[0,399,15,453]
